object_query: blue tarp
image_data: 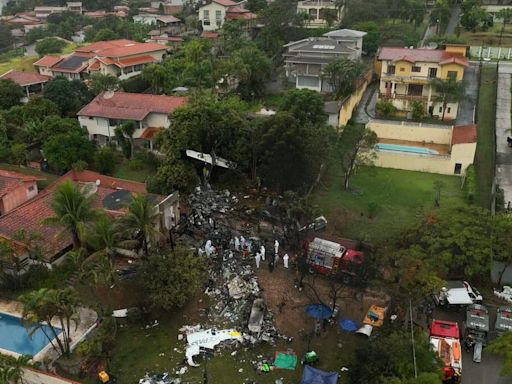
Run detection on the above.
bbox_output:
[300,365,339,384]
[339,319,358,332]
[305,304,333,319]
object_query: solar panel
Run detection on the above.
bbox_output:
[54,55,88,70]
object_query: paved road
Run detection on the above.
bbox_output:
[446,5,461,35]
[456,62,479,125]
[496,63,512,210]
[433,306,510,384]
[353,84,376,124]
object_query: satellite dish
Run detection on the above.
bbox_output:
[103,90,114,99]
[428,42,439,49]
[95,179,101,186]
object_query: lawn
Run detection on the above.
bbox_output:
[461,23,512,47]
[0,163,58,190]
[313,167,466,243]
[0,56,37,75]
[113,160,156,183]
[474,65,497,209]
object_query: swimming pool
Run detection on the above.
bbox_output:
[375,143,439,155]
[0,312,61,356]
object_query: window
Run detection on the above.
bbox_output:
[447,71,458,80]
[387,65,395,75]
[400,67,405,72]
[28,186,35,192]
[408,84,423,96]
[89,116,94,120]
[454,163,462,174]
[203,9,210,25]
[439,107,442,113]
[447,107,451,114]
[215,10,222,20]
[412,66,421,73]
[428,68,437,78]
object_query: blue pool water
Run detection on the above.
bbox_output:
[0,312,61,356]
[375,143,439,155]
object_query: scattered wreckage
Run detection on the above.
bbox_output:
[184,328,243,367]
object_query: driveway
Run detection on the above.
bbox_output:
[433,306,510,384]
[456,62,479,125]
[496,63,512,209]
[353,84,376,124]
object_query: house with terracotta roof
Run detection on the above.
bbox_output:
[0,170,180,265]
[0,70,50,102]
[77,91,187,149]
[367,119,477,175]
[0,169,43,215]
[33,39,169,80]
[133,13,182,34]
[375,44,469,121]
[198,0,256,31]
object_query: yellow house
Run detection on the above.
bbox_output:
[376,45,469,121]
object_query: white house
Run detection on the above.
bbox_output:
[77,91,188,150]
[297,0,344,28]
[198,0,256,31]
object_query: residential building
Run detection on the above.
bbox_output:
[77,91,187,149]
[297,0,344,28]
[0,169,42,215]
[66,2,83,13]
[0,170,180,265]
[283,29,366,92]
[376,45,469,121]
[33,39,169,80]
[198,0,256,31]
[34,2,82,18]
[368,120,477,176]
[0,70,50,102]
[133,14,182,33]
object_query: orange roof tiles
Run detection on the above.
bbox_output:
[378,47,468,66]
[0,70,50,86]
[140,127,160,139]
[114,55,156,68]
[0,169,44,198]
[77,91,187,121]
[212,0,238,6]
[452,124,477,145]
[33,55,62,67]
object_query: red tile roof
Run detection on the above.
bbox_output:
[140,127,160,139]
[0,170,148,261]
[225,9,257,20]
[163,4,183,14]
[156,15,180,23]
[33,55,62,67]
[77,91,187,121]
[0,70,50,86]
[75,39,167,58]
[150,36,184,42]
[0,169,44,198]
[114,55,156,68]
[201,31,219,39]
[212,0,238,6]
[378,47,468,66]
[452,124,477,145]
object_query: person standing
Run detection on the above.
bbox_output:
[255,252,261,269]
[234,236,240,251]
[240,236,246,251]
[260,245,266,261]
[274,240,279,255]
[283,253,289,268]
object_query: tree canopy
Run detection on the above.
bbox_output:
[35,37,67,55]
[43,76,92,116]
[0,79,24,110]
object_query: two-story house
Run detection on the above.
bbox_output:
[0,170,43,216]
[376,45,468,121]
[33,39,169,80]
[297,0,344,28]
[77,91,187,150]
[198,0,256,31]
[283,29,366,92]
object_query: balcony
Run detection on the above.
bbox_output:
[380,73,432,84]
[379,92,428,101]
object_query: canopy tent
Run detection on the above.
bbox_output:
[274,351,297,370]
[300,365,339,384]
[305,304,333,320]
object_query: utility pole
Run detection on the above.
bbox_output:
[409,299,418,379]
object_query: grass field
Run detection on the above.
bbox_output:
[313,167,466,243]
[0,163,58,190]
[0,56,37,75]
[474,65,497,209]
[113,161,156,183]
[461,23,512,47]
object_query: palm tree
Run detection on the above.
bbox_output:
[119,121,136,159]
[118,195,161,258]
[0,355,32,384]
[430,78,467,121]
[19,287,79,357]
[43,181,97,250]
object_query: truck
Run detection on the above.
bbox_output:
[462,304,490,363]
[429,320,462,383]
[305,236,364,282]
[434,281,483,307]
[494,306,512,336]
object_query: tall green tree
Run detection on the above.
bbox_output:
[35,37,67,55]
[89,73,119,95]
[231,45,271,100]
[43,76,92,116]
[431,78,466,120]
[0,79,24,110]
[338,123,378,190]
[118,194,160,258]
[42,131,96,172]
[43,180,97,249]
[280,88,327,126]
[19,287,79,356]
[142,246,206,310]
[488,332,512,376]
[323,58,365,99]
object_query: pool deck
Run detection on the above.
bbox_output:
[0,299,97,362]
[378,138,450,155]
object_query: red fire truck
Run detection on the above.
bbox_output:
[305,237,365,282]
[430,320,462,383]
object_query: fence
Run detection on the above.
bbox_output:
[469,46,512,61]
